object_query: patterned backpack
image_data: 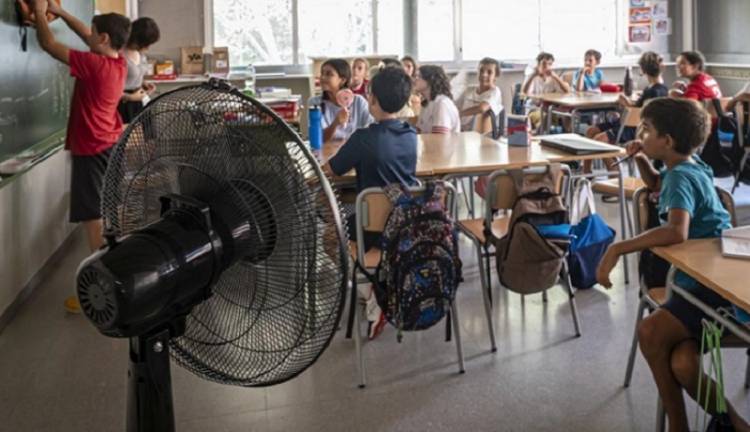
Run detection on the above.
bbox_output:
[374,181,462,341]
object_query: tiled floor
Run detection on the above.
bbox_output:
[1,195,749,432]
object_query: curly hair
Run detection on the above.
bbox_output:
[418,65,452,105]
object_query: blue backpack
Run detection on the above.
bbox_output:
[567,179,616,289]
[374,181,462,341]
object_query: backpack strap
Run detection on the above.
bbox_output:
[508,164,562,196]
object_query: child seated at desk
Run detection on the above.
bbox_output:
[308,58,373,142]
[350,57,369,97]
[596,98,750,432]
[456,57,503,132]
[323,67,418,340]
[670,51,722,101]
[414,65,460,134]
[583,51,668,173]
[522,52,571,130]
[573,49,604,92]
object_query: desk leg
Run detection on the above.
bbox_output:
[545,104,553,134]
[618,168,630,284]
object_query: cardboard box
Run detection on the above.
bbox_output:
[145,59,156,77]
[212,47,230,75]
[180,46,204,75]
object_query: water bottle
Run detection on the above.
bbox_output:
[244,64,256,96]
[623,66,633,97]
[308,105,323,150]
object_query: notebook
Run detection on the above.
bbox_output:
[538,133,623,155]
[721,226,750,260]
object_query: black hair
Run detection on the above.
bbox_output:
[418,65,452,105]
[584,49,602,62]
[478,57,500,76]
[679,50,706,71]
[370,67,412,114]
[536,52,554,63]
[638,51,663,78]
[127,17,160,50]
[641,97,711,155]
[92,13,131,51]
[321,58,351,100]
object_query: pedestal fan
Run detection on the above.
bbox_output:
[76,79,348,431]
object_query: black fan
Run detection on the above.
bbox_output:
[76,79,348,431]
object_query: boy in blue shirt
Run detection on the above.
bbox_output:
[574,49,604,92]
[323,66,418,340]
[596,98,749,431]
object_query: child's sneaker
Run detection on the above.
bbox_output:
[368,310,386,340]
[63,296,81,314]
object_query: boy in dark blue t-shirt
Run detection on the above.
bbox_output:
[596,98,749,431]
[323,66,417,340]
[324,65,418,249]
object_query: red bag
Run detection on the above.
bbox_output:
[599,82,622,93]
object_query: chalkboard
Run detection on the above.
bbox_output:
[0,0,94,161]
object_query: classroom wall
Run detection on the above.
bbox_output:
[95,0,126,15]
[0,150,76,322]
[696,0,750,64]
[139,0,205,63]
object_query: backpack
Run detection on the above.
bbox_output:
[490,165,570,294]
[374,181,462,341]
[567,178,616,289]
[701,99,744,178]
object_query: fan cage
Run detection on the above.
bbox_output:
[101,80,348,387]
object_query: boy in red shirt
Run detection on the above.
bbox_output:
[670,51,722,101]
[34,0,131,313]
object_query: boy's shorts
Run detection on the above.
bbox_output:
[70,148,112,223]
[662,278,731,337]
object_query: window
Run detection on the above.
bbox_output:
[213,0,293,66]
[377,0,404,57]
[539,0,618,61]
[417,0,455,62]
[461,0,540,61]
[298,0,374,62]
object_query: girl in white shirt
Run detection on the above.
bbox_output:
[414,65,460,134]
[456,57,504,131]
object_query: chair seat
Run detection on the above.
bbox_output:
[458,217,510,245]
[349,241,382,268]
[592,177,645,199]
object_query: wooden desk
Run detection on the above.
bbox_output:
[533,92,621,133]
[653,239,750,312]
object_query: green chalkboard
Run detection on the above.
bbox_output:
[0,0,94,162]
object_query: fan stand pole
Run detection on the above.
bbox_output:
[127,328,176,432]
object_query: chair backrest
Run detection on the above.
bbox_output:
[622,106,642,128]
[632,185,737,235]
[483,164,570,224]
[355,183,456,234]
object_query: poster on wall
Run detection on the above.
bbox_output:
[652,2,668,18]
[629,7,652,24]
[654,18,672,36]
[629,25,651,43]
[630,0,645,6]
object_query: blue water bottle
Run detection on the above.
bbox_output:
[308,105,323,151]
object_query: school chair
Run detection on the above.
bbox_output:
[592,106,645,238]
[451,164,582,352]
[624,186,750,391]
[346,183,464,388]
